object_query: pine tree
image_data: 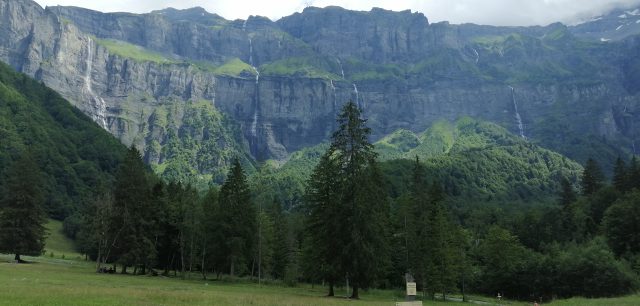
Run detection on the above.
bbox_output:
[112,146,153,273]
[628,156,640,192]
[199,186,219,280]
[305,100,389,299]
[558,176,577,208]
[304,147,341,296]
[612,157,628,193]
[253,157,274,284]
[219,157,256,281]
[0,147,48,262]
[581,158,605,196]
[409,157,432,296]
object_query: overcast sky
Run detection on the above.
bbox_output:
[32,0,640,26]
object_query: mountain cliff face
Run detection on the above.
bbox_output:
[0,0,638,182]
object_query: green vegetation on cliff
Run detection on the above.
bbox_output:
[92,37,174,64]
[145,97,253,188]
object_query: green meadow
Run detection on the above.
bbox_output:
[0,262,454,306]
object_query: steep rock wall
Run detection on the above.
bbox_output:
[1,0,639,172]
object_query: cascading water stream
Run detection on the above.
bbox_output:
[249,38,254,67]
[472,48,479,63]
[353,84,359,109]
[335,58,345,79]
[249,37,260,153]
[510,86,525,139]
[329,78,336,109]
[83,37,107,129]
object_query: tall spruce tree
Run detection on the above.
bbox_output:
[305,100,389,299]
[219,157,256,281]
[581,158,605,196]
[304,146,341,296]
[612,157,628,193]
[628,156,640,192]
[0,147,48,262]
[409,157,432,295]
[558,176,577,208]
[113,146,153,273]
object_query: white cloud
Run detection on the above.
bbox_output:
[32,0,640,26]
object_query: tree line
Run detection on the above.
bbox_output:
[2,100,639,302]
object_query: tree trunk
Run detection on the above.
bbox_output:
[230,259,235,282]
[14,253,21,262]
[350,285,359,300]
[133,265,138,275]
[121,265,127,274]
[181,248,186,279]
[201,247,207,280]
[95,242,102,272]
[328,278,335,296]
[462,273,466,302]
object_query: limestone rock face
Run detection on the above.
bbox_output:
[1,0,639,172]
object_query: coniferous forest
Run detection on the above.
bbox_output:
[1,59,640,302]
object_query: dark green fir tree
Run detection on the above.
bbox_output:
[0,147,48,262]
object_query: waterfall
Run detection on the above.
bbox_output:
[335,57,345,79]
[353,84,359,109]
[249,38,253,67]
[250,68,259,153]
[252,67,259,83]
[472,48,479,63]
[330,78,336,109]
[83,37,107,129]
[243,19,247,31]
[510,86,526,139]
[249,35,260,154]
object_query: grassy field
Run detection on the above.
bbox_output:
[1,259,639,306]
[0,262,458,306]
[43,219,82,259]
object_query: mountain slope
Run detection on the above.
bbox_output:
[0,0,637,185]
[0,60,126,219]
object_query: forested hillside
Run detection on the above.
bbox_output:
[261,116,584,213]
[0,61,126,220]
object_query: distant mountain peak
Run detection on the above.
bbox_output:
[569,4,640,41]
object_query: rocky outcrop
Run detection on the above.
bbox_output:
[1,0,639,175]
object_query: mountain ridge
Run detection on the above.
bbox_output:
[0,0,637,185]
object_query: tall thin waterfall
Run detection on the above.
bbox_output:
[249,37,260,154]
[353,84,359,109]
[336,58,345,79]
[249,38,254,66]
[330,79,336,108]
[472,48,479,63]
[83,37,107,129]
[510,86,525,139]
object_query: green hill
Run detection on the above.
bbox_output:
[267,117,583,212]
[0,61,127,220]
